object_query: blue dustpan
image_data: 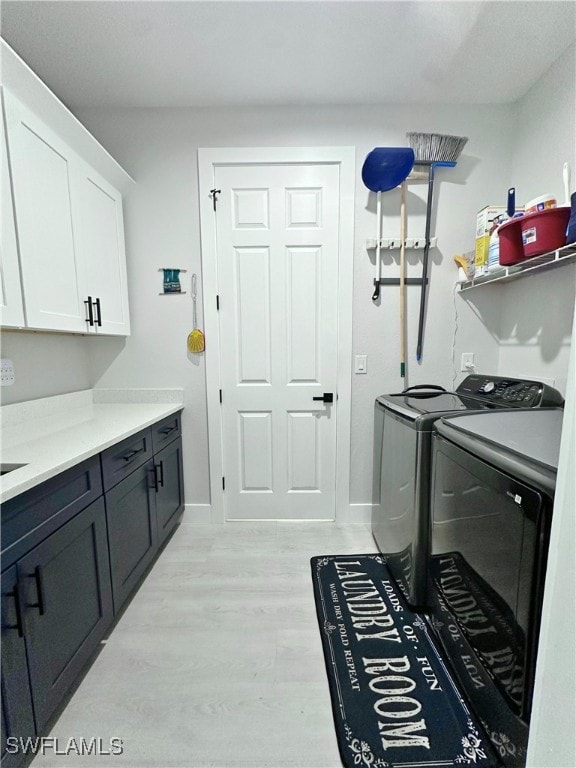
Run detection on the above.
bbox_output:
[362,147,415,192]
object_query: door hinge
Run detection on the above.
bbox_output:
[209,188,221,211]
[222,476,226,491]
[216,295,220,311]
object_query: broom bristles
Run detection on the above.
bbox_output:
[407,132,468,163]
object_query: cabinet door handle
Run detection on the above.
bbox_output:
[122,447,144,462]
[84,296,94,326]
[159,425,176,436]
[93,297,102,327]
[29,566,46,616]
[6,584,25,637]
[154,462,164,491]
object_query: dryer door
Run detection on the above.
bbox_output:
[428,433,550,742]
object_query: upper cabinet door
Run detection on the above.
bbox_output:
[3,90,87,333]
[73,162,131,336]
[0,92,25,328]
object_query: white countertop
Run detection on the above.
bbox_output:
[0,389,184,503]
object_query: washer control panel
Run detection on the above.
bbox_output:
[457,374,564,408]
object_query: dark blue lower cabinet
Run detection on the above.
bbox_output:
[154,438,184,547]
[105,435,184,613]
[1,566,35,768]
[1,497,113,767]
[106,460,158,613]
[18,497,113,733]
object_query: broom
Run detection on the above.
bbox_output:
[406,132,468,362]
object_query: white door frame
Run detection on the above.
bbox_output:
[198,147,355,524]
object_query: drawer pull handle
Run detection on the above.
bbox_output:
[6,584,25,637]
[159,426,176,436]
[29,567,46,616]
[122,447,144,462]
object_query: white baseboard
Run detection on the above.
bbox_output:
[181,503,374,526]
[181,504,214,524]
[346,503,374,525]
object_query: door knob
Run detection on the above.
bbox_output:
[312,392,334,403]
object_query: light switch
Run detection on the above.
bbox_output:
[355,355,367,374]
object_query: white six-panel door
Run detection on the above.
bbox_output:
[215,163,341,520]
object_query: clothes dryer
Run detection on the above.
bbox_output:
[427,408,563,766]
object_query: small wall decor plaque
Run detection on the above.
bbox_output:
[159,268,187,295]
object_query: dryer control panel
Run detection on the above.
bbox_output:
[457,374,564,408]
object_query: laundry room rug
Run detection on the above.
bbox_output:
[311,554,499,768]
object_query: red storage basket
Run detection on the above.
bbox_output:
[498,217,524,266]
[520,207,570,258]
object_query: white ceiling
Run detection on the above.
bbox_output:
[1,1,575,109]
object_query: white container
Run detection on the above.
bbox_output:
[475,206,507,269]
[475,205,524,269]
[525,194,556,215]
[486,229,501,272]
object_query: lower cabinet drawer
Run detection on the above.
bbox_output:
[151,412,181,453]
[100,428,153,491]
[105,460,158,613]
[1,457,102,570]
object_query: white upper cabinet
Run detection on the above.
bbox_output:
[0,91,25,328]
[0,40,134,336]
[3,89,86,332]
[72,162,131,335]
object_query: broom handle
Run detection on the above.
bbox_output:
[192,274,198,328]
[372,191,382,301]
[416,165,435,362]
[400,181,407,377]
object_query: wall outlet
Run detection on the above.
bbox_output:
[461,352,475,372]
[354,354,367,374]
[1,359,15,386]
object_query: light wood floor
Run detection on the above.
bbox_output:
[32,520,377,768]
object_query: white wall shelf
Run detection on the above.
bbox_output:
[458,243,576,291]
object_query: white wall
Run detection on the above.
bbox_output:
[72,102,513,509]
[527,299,576,767]
[496,44,576,394]
[0,331,92,405]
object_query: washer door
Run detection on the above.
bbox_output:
[429,433,549,727]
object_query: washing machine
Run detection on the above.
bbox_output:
[371,375,563,609]
[427,408,563,767]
